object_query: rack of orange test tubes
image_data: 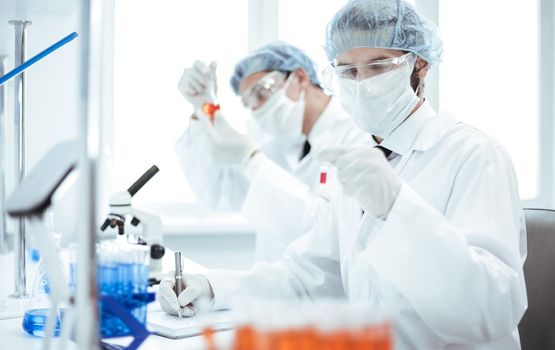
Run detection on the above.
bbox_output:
[231,322,392,350]
[203,299,393,350]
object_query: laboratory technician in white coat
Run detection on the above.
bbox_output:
[159,1,528,348]
[174,41,368,262]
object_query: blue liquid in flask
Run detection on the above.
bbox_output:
[22,308,64,337]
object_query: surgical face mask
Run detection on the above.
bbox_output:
[251,73,305,139]
[338,53,420,138]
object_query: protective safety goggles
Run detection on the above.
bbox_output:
[322,52,415,93]
[241,71,289,110]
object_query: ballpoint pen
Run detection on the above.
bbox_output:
[174,251,186,318]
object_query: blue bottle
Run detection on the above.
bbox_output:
[22,211,64,338]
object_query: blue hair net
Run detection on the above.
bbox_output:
[230,41,321,95]
[324,0,443,65]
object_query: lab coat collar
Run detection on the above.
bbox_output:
[379,100,437,156]
[412,109,460,152]
[306,96,350,151]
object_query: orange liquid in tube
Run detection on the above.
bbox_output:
[202,102,220,122]
[202,326,217,350]
[232,325,257,350]
[298,327,319,350]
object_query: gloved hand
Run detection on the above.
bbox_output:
[316,146,401,219]
[157,273,214,317]
[197,110,256,166]
[177,60,218,109]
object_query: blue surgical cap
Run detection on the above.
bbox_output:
[324,0,443,65]
[230,41,321,95]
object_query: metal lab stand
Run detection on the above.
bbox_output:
[0,55,8,254]
[9,20,31,299]
[1,25,78,300]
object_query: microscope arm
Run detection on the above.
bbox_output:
[131,208,164,281]
[131,208,163,245]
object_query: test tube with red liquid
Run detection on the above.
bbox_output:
[202,102,220,123]
[320,163,330,185]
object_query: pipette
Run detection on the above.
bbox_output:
[200,61,219,122]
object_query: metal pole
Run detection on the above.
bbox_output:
[0,55,9,254]
[76,0,100,347]
[9,20,31,299]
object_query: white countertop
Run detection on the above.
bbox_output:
[0,315,235,350]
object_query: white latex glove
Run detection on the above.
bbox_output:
[177,60,218,109]
[316,146,401,219]
[157,273,214,317]
[198,110,256,166]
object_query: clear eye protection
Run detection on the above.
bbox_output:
[241,71,289,110]
[322,52,415,93]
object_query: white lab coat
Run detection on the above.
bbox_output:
[175,97,369,262]
[203,101,528,349]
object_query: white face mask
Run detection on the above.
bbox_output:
[338,54,420,139]
[252,74,305,139]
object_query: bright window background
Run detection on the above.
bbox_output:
[278,0,414,72]
[278,0,350,78]
[439,0,539,199]
[113,0,248,204]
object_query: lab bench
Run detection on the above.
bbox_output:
[0,251,235,350]
[0,315,235,350]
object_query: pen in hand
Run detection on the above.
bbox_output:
[174,251,186,318]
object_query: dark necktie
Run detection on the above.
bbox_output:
[374,145,393,159]
[300,140,311,160]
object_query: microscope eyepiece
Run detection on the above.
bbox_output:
[127,165,159,197]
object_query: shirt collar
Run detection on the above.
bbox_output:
[306,96,350,150]
[379,100,437,156]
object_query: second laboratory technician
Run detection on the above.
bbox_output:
[174,42,368,262]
